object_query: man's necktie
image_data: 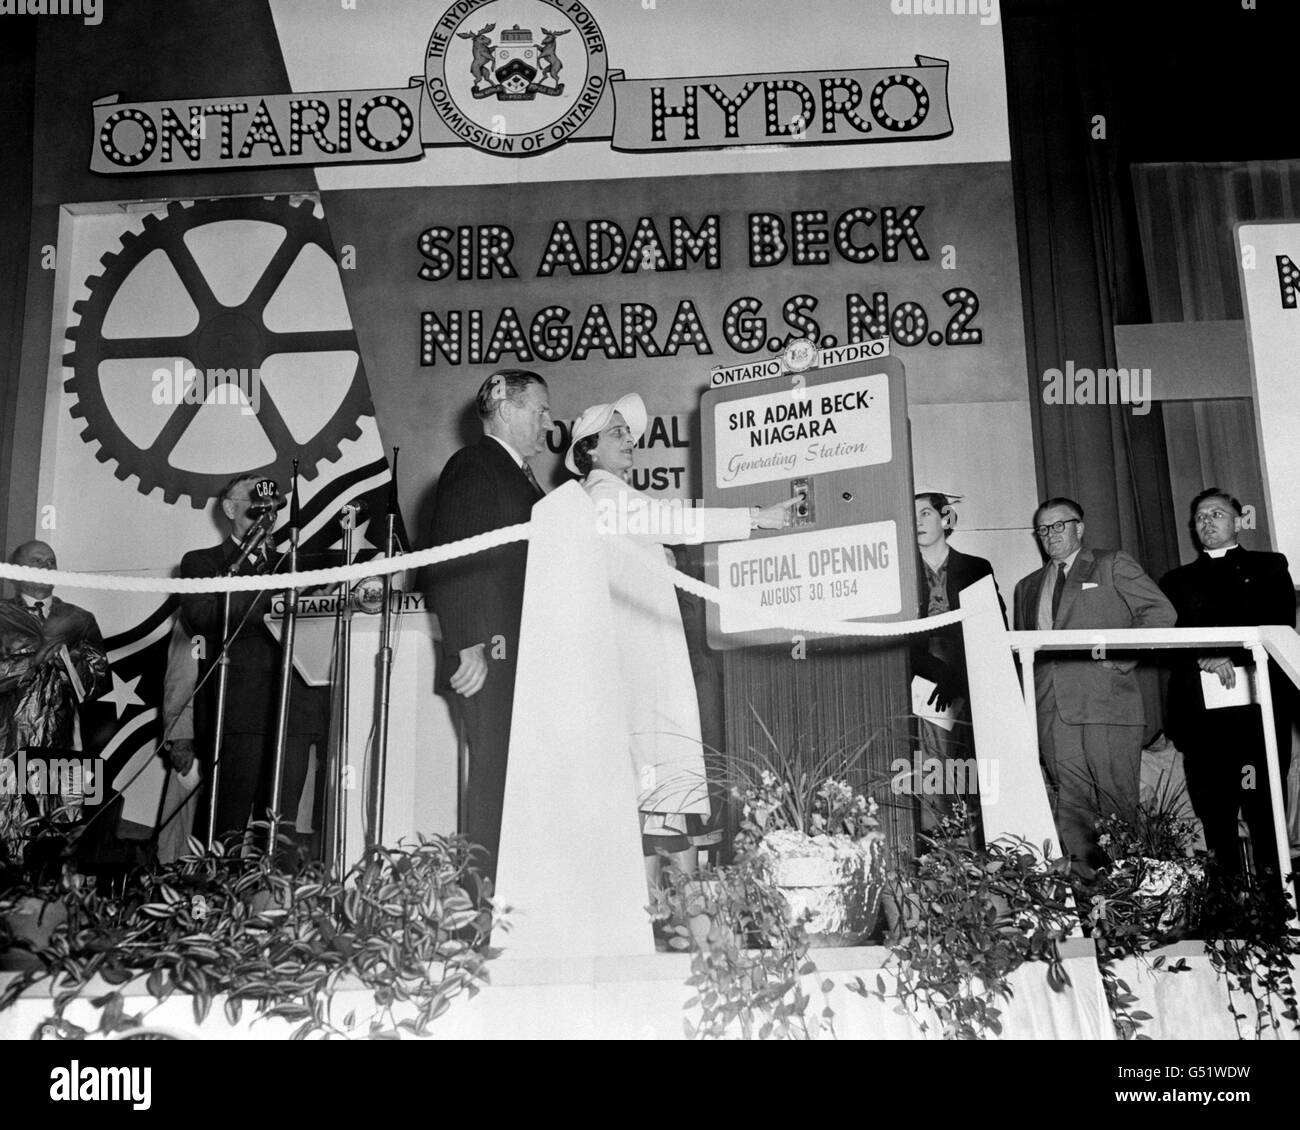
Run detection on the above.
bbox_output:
[1050,562,1067,621]
[521,461,543,497]
[32,601,45,621]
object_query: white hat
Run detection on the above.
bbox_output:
[564,393,648,474]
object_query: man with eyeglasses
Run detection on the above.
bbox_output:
[1013,497,1175,877]
[1159,488,1296,878]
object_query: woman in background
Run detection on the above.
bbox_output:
[910,491,1004,841]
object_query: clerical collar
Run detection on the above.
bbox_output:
[486,433,524,468]
[1204,544,1239,559]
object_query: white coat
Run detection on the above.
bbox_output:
[582,469,752,821]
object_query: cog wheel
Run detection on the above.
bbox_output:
[63,196,374,508]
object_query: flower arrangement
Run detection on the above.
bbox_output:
[726,719,889,943]
[737,771,881,849]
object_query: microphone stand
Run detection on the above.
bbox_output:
[205,511,275,851]
[327,503,358,873]
[267,460,302,855]
[370,448,401,847]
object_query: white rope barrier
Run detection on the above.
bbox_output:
[0,519,970,638]
[0,523,532,594]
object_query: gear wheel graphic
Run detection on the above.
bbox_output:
[63,196,374,508]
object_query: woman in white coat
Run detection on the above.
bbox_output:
[566,393,795,886]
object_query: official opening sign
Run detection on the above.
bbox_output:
[716,520,902,633]
[713,371,891,489]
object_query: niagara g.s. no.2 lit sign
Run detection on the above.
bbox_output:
[90,0,953,172]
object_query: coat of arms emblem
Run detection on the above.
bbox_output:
[426,0,608,156]
[458,23,570,100]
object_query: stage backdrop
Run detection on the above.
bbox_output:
[268,0,1041,584]
[37,195,397,828]
[15,0,1039,843]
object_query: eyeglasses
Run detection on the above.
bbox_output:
[1034,519,1079,537]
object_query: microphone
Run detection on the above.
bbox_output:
[247,477,287,517]
[229,515,273,575]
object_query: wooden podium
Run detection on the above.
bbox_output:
[265,591,459,870]
[699,341,919,854]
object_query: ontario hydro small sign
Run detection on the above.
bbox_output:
[716,520,902,633]
[713,371,891,489]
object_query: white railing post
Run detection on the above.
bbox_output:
[960,576,1061,855]
[1249,643,1298,915]
[1014,644,1040,761]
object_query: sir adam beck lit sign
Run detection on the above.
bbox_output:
[713,371,891,489]
[701,352,915,649]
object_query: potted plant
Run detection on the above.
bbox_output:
[0,825,501,1040]
[854,804,1076,1039]
[727,719,888,945]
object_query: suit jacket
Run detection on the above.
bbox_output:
[1013,547,1176,725]
[179,539,327,738]
[429,436,543,683]
[1159,545,1297,746]
[910,546,1005,699]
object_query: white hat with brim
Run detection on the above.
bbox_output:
[564,392,648,474]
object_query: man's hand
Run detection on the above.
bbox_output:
[927,680,958,714]
[1197,656,1236,688]
[167,739,197,775]
[451,643,489,698]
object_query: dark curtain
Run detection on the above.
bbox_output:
[1130,159,1300,561]
[1003,3,1181,585]
[1132,160,1300,323]
[0,24,36,561]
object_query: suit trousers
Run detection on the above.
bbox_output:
[204,731,317,845]
[455,653,518,886]
[1036,681,1143,872]
[1181,705,1291,876]
[915,707,984,844]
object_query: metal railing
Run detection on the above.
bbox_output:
[1007,623,1300,911]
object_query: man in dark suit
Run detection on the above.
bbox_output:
[1,541,108,860]
[1159,488,1296,877]
[910,493,1005,837]
[179,475,327,850]
[430,369,551,883]
[1013,497,1176,875]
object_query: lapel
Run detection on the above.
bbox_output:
[943,548,965,609]
[1021,564,1047,628]
[1053,547,1095,627]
